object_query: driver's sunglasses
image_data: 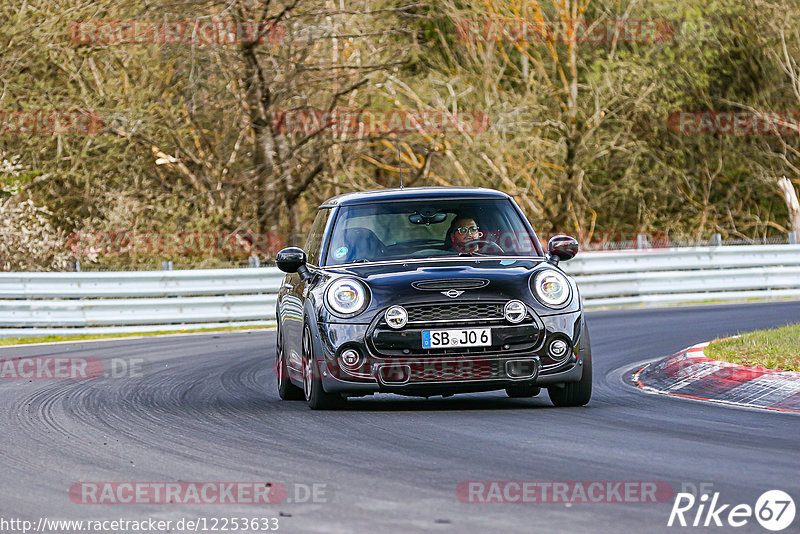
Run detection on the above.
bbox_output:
[456,225,479,234]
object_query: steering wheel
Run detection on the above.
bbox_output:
[466,239,505,254]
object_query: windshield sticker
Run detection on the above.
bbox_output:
[334,246,348,258]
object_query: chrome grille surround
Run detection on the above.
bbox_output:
[405,302,504,324]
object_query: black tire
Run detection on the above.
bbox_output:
[302,325,346,410]
[505,384,541,398]
[277,325,304,400]
[548,324,592,407]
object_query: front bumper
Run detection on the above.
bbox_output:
[321,355,584,395]
[316,309,585,396]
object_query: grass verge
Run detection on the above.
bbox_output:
[705,323,800,372]
[0,324,275,347]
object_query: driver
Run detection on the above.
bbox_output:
[448,215,483,253]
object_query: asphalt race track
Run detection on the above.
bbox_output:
[1,301,799,534]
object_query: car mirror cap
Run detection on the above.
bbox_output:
[547,235,579,263]
[276,247,307,273]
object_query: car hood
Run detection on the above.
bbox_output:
[328,257,544,278]
[322,257,575,317]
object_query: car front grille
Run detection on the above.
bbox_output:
[406,302,504,324]
[400,359,498,382]
[369,301,542,358]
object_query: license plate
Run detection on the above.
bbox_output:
[422,328,492,349]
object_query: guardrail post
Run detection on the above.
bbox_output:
[790,231,798,245]
[69,260,81,272]
[711,233,722,247]
[249,256,261,268]
[162,260,173,271]
[637,234,649,250]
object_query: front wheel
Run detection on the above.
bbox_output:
[302,325,345,410]
[548,325,592,407]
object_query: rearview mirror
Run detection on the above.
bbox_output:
[547,235,579,264]
[409,212,447,225]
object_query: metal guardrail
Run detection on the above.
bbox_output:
[0,244,799,337]
[0,269,285,298]
[560,244,800,308]
[0,268,284,337]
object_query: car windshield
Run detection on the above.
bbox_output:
[324,198,539,265]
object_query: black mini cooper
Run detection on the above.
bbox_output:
[275,187,591,409]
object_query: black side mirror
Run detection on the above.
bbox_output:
[276,247,312,280]
[547,235,579,265]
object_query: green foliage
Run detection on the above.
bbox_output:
[705,323,800,371]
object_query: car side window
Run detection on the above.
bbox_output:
[304,208,330,266]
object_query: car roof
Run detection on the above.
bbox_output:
[319,187,511,207]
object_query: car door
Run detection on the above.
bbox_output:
[282,208,331,374]
[280,270,304,375]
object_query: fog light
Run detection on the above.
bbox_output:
[385,305,408,329]
[339,349,362,369]
[504,300,527,323]
[548,338,569,359]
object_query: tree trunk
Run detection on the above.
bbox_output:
[241,42,276,236]
[285,198,299,247]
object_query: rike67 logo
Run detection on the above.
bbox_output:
[668,489,795,531]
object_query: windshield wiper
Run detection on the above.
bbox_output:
[458,251,487,257]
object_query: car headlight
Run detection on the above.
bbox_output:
[532,270,571,308]
[325,278,369,316]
